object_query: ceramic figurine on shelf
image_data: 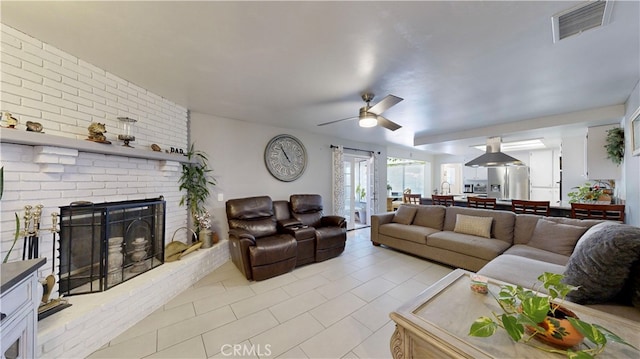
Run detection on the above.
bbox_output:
[26,121,43,132]
[86,122,111,144]
[2,112,19,128]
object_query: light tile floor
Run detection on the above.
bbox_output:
[89,229,454,359]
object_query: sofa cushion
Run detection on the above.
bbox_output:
[412,205,446,230]
[379,223,439,244]
[443,207,515,243]
[503,244,570,266]
[392,205,417,225]
[453,214,493,238]
[527,219,588,256]
[563,222,640,304]
[513,215,601,245]
[427,231,511,261]
[478,254,565,293]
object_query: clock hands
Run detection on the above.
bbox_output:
[279,146,291,163]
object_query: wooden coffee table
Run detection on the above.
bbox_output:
[389,269,640,358]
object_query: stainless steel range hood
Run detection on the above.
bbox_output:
[465,137,524,167]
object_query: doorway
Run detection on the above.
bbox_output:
[343,154,371,230]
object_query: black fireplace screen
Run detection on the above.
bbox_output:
[58,197,165,296]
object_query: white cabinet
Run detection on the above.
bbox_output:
[1,259,45,359]
[463,166,487,181]
[529,150,554,187]
[586,125,621,180]
[529,149,561,203]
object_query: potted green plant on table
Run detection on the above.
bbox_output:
[469,272,637,358]
[567,182,611,204]
[179,144,216,242]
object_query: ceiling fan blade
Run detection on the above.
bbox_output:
[377,116,402,131]
[368,94,403,115]
[317,116,358,127]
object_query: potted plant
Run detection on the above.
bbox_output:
[604,127,624,165]
[567,182,610,204]
[355,184,367,224]
[179,144,216,240]
[469,272,637,357]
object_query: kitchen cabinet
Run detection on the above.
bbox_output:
[1,259,45,359]
[585,124,621,180]
[463,166,487,181]
[529,149,561,203]
[530,187,560,203]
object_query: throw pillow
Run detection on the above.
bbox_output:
[527,219,588,256]
[563,222,640,304]
[453,214,493,238]
[392,205,417,225]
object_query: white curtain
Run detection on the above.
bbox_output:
[332,146,345,216]
[369,152,379,216]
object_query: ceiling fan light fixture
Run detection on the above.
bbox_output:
[359,113,377,127]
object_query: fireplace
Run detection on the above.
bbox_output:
[58,197,166,296]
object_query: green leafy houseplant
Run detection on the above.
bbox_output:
[469,272,637,358]
[604,127,624,165]
[179,144,216,228]
[567,182,606,203]
[355,184,366,202]
[3,213,21,263]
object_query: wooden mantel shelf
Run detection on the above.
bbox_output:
[0,129,194,164]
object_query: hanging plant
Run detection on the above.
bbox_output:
[604,127,624,165]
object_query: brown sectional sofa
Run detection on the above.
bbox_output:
[371,204,640,321]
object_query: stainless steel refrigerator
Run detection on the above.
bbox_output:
[487,167,530,200]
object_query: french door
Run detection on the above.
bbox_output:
[343,154,373,230]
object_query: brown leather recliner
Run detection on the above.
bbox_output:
[289,194,347,261]
[226,196,297,281]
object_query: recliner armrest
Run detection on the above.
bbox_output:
[321,215,346,229]
[228,228,256,245]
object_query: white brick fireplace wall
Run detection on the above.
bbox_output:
[1,24,229,357]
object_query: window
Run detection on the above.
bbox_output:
[440,163,462,195]
[387,158,428,197]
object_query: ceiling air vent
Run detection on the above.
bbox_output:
[552,1,613,43]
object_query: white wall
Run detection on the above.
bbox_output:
[189,112,388,234]
[0,24,189,265]
[561,133,589,199]
[623,81,640,226]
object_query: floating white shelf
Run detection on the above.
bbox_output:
[0,129,193,164]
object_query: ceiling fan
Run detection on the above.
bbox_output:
[318,93,404,131]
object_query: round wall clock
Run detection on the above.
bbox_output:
[264,134,307,182]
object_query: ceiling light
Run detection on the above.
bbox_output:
[473,139,546,152]
[359,113,377,128]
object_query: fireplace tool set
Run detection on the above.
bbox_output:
[17,204,71,319]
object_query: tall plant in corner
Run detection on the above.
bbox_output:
[179,144,216,229]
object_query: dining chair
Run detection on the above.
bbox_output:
[570,203,625,222]
[511,200,551,216]
[432,195,455,207]
[403,193,422,205]
[467,197,497,209]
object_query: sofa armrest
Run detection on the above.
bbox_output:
[322,215,346,229]
[372,212,395,225]
[277,218,303,230]
[370,212,395,244]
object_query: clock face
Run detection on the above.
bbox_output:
[264,134,307,182]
